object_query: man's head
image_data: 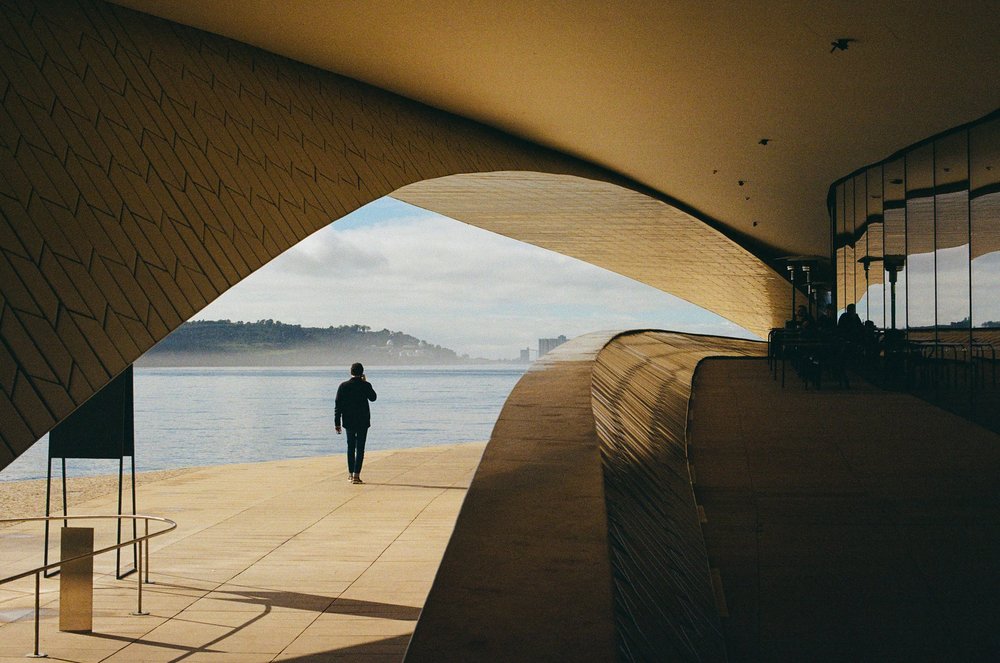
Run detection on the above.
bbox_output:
[846,304,856,313]
[350,362,364,377]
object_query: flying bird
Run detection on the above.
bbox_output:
[830,38,857,53]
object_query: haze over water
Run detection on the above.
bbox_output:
[0,365,525,482]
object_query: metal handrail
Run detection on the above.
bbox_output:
[0,514,177,658]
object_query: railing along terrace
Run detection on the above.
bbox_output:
[0,514,177,658]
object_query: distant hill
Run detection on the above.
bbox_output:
[138,319,473,366]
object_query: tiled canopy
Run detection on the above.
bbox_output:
[396,173,787,338]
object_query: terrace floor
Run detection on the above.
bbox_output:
[690,358,1000,660]
[0,443,484,662]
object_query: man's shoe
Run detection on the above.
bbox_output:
[348,473,355,481]
[352,475,364,484]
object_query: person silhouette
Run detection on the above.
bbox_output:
[837,303,864,343]
[334,362,377,484]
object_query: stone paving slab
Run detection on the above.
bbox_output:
[0,443,484,662]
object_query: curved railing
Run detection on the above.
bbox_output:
[0,514,177,658]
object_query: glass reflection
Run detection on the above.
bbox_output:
[971,116,1000,345]
[829,114,997,425]
[836,182,848,309]
[831,115,997,343]
[905,144,935,331]
[934,132,970,332]
[883,158,907,329]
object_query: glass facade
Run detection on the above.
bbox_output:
[831,112,999,418]
[833,112,999,343]
[971,116,1000,337]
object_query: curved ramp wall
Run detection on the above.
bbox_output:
[0,0,788,468]
[406,331,762,662]
[592,332,761,661]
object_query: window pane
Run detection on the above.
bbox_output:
[835,182,848,309]
[906,144,935,330]
[971,116,1000,342]
[853,174,868,313]
[935,132,970,330]
[844,177,856,308]
[859,165,886,326]
[884,158,907,329]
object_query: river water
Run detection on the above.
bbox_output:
[0,365,526,482]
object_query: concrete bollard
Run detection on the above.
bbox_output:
[59,527,94,632]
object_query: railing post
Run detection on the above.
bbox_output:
[144,519,151,584]
[27,570,47,658]
[1,514,176,640]
[132,536,148,616]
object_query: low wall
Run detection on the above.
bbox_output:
[405,331,762,662]
[592,332,761,661]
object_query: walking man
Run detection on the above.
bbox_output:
[335,362,377,484]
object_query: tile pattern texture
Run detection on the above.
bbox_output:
[395,174,790,339]
[408,331,764,662]
[0,0,789,470]
[0,0,596,467]
[592,331,762,661]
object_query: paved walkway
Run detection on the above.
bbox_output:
[407,333,619,662]
[0,443,484,662]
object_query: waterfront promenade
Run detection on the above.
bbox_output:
[0,443,484,662]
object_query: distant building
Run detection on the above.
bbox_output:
[538,335,568,356]
[519,348,531,362]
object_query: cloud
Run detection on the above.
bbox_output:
[272,231,389,276]
[195,198,755,358]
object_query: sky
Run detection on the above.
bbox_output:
[193,197,756,359]
[856,247,1000,329]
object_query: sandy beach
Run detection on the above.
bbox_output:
[0,467,197,527]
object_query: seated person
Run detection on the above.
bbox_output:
[837,303,864,342]
[816,305,836,332]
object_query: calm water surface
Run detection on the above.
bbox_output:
[1,365,526,482]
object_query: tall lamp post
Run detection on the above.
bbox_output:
[857,255,883,323]
[883,255,906,331]
[777,256,824,325]
[787,264,798,324]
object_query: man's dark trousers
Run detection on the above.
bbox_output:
[346,428,368,475]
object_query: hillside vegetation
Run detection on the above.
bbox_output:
[139,319,467,366]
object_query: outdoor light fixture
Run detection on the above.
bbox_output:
[777,255,823,325]
[857,255,883,322]
[883,254,906,330]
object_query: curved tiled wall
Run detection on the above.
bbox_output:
[407,331,762,661]
[0,0,791,470]
[0,0,606,466]
[396,174,789,342]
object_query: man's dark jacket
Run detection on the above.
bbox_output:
[335,377,377,430]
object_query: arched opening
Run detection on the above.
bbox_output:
[2,178,777,659]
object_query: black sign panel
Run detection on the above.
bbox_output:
[49,366,134,459]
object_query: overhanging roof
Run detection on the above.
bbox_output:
[112,0,1000,259]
